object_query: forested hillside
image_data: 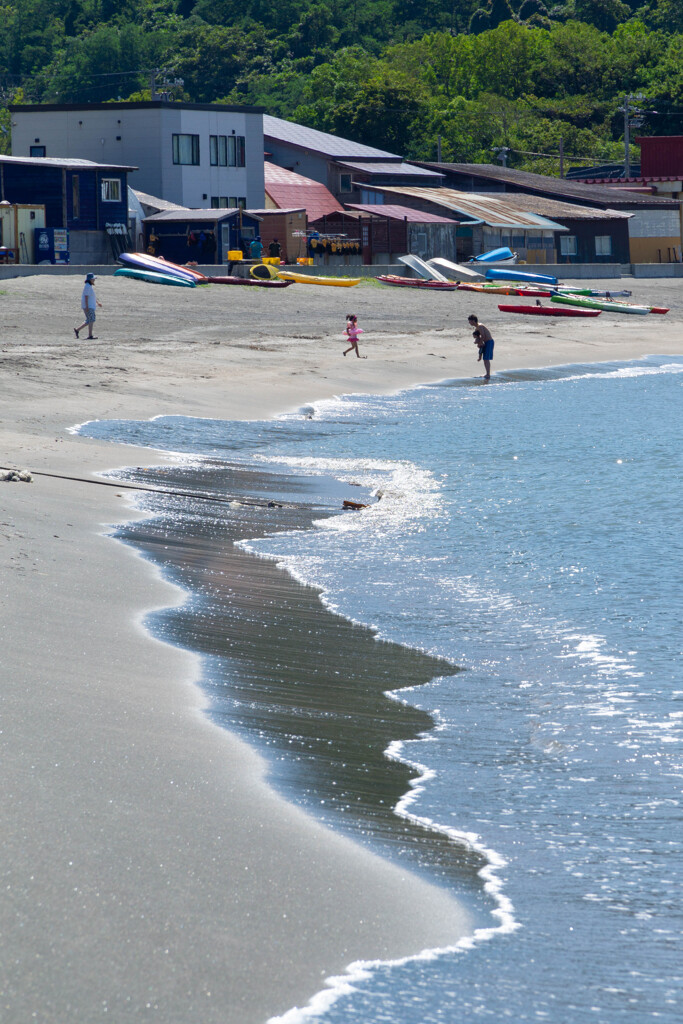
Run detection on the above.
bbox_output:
[2,0,682,172]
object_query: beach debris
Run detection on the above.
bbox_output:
[0,468,32,482]
[343,499,368,510]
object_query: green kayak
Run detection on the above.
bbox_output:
[551,294,650,315]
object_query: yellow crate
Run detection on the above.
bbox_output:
[227,250,243,261]
[262,256,280,265]
[297,257,314,265]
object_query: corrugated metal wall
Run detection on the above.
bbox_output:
[639,137,683,178]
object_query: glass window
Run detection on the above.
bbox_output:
[172,134,200,165]
[595,235,612,256]
[560,235,577,256]
[339,174,352,192]
[101,177,121,202]
[210,136,228,166]
[236,136,245,167]
[227,136,236,167]
[30,145,46,157]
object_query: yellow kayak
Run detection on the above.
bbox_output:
[277,270,360,287]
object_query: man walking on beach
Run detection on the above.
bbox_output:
[74,273,102,340]
[468,314,494,379]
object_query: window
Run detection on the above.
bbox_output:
[226,135,246,167]
[30,145,46,157]
[72,175,80,219]
[560,235,577,256]
[595,235,612,256]
[360,190,383,204]
[101,177,121,202]
[210,136,228,166]
[172,134,200,165]
[339,174,352,192]
[211,197,229,208]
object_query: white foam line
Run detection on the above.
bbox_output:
[267,717,519,1024]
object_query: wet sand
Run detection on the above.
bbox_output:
[0,273,681,1022]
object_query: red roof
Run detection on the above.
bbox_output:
[264,162,342,221]
[345,203,456,224]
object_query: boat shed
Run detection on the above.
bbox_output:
[143,208,262,264]
[475,192,632,265]
[356,185,567,263]
[243,208,307,263]
[0,153,136,263]
[312,204,460,263]
[414,163,681,263]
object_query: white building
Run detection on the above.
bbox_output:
[10,101,265,210]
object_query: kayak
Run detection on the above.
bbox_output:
[556,286,633,298]
[469,246,518,263]
[398,254,450,282]
[118,252,203,284]
[426,257,484,280]
[498,303,600,317]
[278,271,360,287]
[377,275,458,290]
[114,267,196,287]
[485,267,559,286]
[458,283,554,297]
[206,275,293,287]
[551,294,650,315]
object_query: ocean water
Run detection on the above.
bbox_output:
[79,355,683,1024]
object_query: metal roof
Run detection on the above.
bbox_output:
[143,208,259,223]
[264,162,342,221]
[369,186,568,230]
[338,160,442,179]
[263,114,399,160]
[417,162,677,207]
[1,153,137,171]
[345,203,456,224]
[132,189,187,213]
[475,192,632,221]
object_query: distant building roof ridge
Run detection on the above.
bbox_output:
[263,114,400,161]
[414,161,677,206]
[0,153,137,171]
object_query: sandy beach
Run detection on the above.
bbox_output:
[1,272,681,1023]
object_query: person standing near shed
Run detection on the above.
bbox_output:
[468,314,494,379]
[74,273,102,340]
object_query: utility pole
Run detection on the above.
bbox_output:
[493,146,510,167]
[437,135,442,162]
[621,93,645,177]
[559,137,564,178]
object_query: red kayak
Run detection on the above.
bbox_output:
[498,304,601,317]
[206,276,293,287]
[377,274,457,290]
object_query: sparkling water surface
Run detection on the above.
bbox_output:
[81,356,683,1024]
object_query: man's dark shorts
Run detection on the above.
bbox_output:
[483,338,494,361]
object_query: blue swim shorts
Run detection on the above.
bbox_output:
[483,338,494,361]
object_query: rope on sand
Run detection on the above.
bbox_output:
[0,465,289,510]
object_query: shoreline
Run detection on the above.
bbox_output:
[1,274,682,1023]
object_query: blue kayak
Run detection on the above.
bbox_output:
[485,267,559,286]
[469,246,517,263]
